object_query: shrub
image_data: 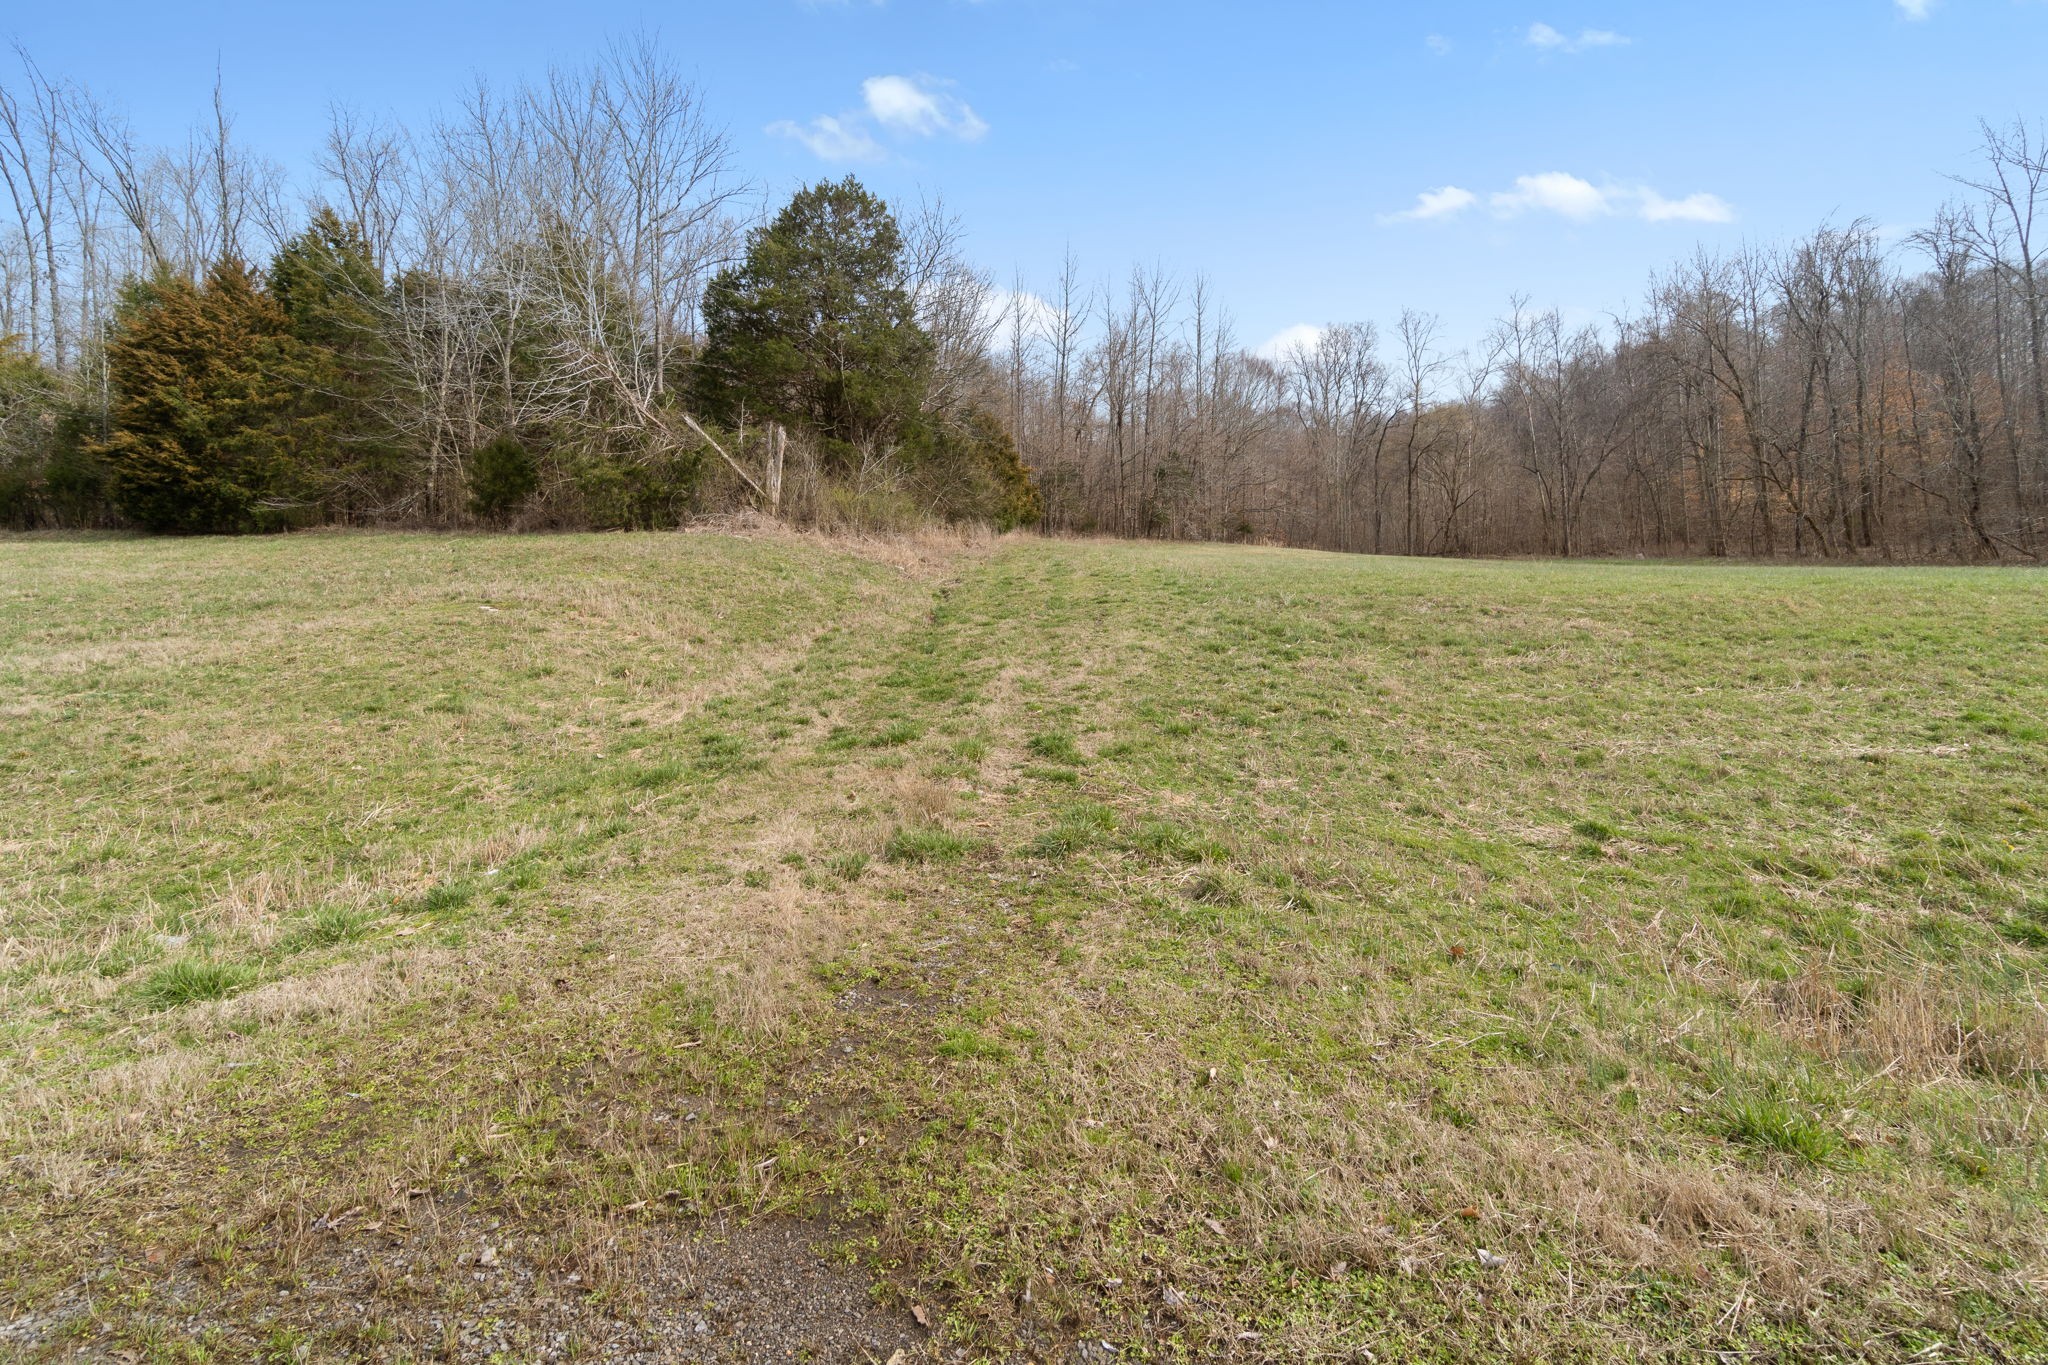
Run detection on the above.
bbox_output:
[569,443,701,529]
[467,435,538,523]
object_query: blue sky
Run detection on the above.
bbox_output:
[10,0,2046,354]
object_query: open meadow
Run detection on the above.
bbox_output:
[2,530,2045,1362]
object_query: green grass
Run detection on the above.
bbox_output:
[138,958,258,1009]
[2,531,2045,1363]
[1712,1093,1845,1164]
[883,825,970,863]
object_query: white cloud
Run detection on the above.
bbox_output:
[861,74,988,141]
[765,114,883,162]
[771,74,987,163]
[1380,185,1479,224]
[1638,190,1736,224]
[1525,21,1631,52]
[1491,171,1613,220]
[1255,323,1328,363]
[1387,172,1736,227]
[980,287,1064,340]
[1425,33,1453,54]
[1896,0,1934,16]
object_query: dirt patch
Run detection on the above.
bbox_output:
[9,1215,935,1363]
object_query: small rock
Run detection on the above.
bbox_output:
[1476,1248,1506,1270]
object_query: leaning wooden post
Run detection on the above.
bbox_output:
[678,411,768,506]
[765,424,786,517]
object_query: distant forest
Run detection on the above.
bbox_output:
[1,39,2043,559]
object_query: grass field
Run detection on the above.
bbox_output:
[2,530,2045,1363]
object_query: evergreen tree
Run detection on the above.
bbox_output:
[0,337,58,527]
[269,210,401,519]
[98,259,300,533]
[907,408,1044,530]
[960,409,1042,530]
[694,178,933,463]
[467,434,538,522]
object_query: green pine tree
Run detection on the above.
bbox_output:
[693,178,933,465]
[269,210,402,519]
[98,259,301,533]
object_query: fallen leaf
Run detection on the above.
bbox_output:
[911,1304,930,1328]
[1203,1217,1226,1236]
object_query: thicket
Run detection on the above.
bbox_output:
[0,46,1031,536]
[2,41,2041,558]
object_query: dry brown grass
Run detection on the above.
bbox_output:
[1762,955,2048,1083]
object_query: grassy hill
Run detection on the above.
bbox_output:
[2,531,2044,1362]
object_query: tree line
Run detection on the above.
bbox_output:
[0,40,1034,535]
[1001,125,2047,561]
[1,39,2041,559]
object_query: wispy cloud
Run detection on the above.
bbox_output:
[1425,33,1454,55]
[861,74,987,141]
[1636,189,1737,223]
[1379,186,1480,224]
[1255,323,1328,363]
[764,114,884,162]
[1895,0,1934,17]
[1383,172,1734,226]
[770,74,987,162]
[1524,21,1631,52]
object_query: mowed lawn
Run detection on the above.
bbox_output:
[2,532,2044,1362]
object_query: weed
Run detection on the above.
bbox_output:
[140,958,257,1008]
[884,827,968,863]
[826,851,871,881]
[295,905,380,948]
[1026,732,1085,766]
[1713,1094,1844,1164]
